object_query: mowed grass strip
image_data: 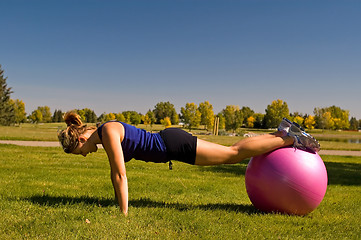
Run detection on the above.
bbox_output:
[0,123,65,141]
[0,144,360,239]
[0,123,165,142]
[2,123,361,151]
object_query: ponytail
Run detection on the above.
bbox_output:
[58,111,95,153]
[64,111,83,127]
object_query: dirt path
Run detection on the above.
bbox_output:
[0,140,60,147]
[1,140,361,156]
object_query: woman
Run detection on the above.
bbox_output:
[58,111,320,216]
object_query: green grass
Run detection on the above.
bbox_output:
[0,144,360,239]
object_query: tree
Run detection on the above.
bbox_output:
[180,103,201,131]
[304,115,316,130]
[82,108,97,123]
[222,105,243,131]
[246,116,255,128]
[349,117,359,130]
[105,113,116,122]
[253,113,264,129]
[122,111,141,125]
[328,105,350,129]
[143,110,156,129]
[314,106,350,130]
[240,106,254,125]
[115,113,125,122]
[132,112,142,125]
[122,111,131,124]
[97,113,106,123]
[0,65,15,125]
[10,99,26,124]
[313,108,326,129]
[142,114,151,127]
[198,101,214,131]
[153,101,179,124]
[222,105,237,131]
[160,117,172,128]
[263,99,289,129]
[323,112,335,130]
[52,109,63,122]
[38,106,52,123]
[29,109,43,123]
[293,116,304,127]
[29,106,51,123]
[146,110,156,125]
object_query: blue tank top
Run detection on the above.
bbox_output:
[97,122,168,163]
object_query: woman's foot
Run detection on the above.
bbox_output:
[278,118,320,153]
[288,122,320,153]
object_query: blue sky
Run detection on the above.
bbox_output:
[2,0,361,118]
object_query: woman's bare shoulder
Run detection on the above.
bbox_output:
[102,122,124,139]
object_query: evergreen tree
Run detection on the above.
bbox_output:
[83,108,97,123]
[52,109,63,122]
[0,65,15,125]
[349,117,358,130]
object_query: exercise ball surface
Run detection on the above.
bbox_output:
[245,147,327,215]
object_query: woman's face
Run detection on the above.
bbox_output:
[72,137,98,157]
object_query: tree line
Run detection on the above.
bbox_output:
[1,65,360,131]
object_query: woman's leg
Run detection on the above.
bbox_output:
[194,132,294,166]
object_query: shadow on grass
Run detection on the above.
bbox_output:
[200,159,361,186]
[130,198,259,215]
[25,194,116,207]
[24,194,259,215]
[198,160,249,176]
[325,161,361,186]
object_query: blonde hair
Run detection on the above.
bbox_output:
[58,111,96,153]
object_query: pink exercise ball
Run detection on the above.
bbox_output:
[245,147,328,215]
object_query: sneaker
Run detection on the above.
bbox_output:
[278,118,293,136]
[288,122,320,153]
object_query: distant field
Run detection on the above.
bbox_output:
[0,123,166,141]
[1,123,361,151]
[0,123,67,141]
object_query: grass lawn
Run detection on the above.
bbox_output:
[0,144,360,239]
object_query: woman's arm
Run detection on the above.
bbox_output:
[110,170,118,201]
[101,122,128,216]
[110,167,128,216]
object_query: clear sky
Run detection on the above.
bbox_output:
[2,0,361,118]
